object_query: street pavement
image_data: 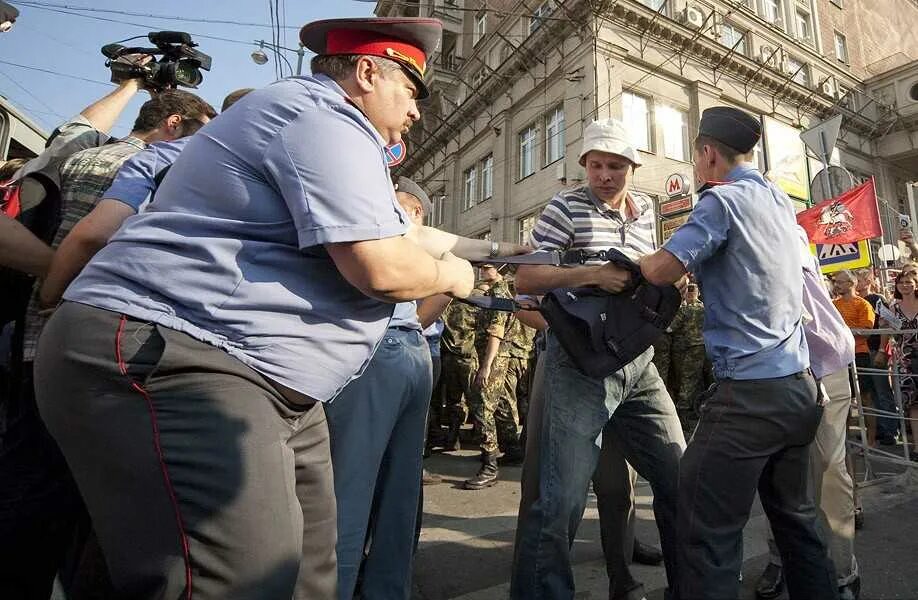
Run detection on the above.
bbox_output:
[413,447,918,600]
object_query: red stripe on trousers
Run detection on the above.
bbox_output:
[115,316,193,599]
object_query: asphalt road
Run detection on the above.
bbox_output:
[413,448,918,600]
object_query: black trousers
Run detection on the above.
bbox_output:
[676,371,838,600]
[35,302,337,599]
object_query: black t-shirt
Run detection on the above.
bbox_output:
[864,293,886,352]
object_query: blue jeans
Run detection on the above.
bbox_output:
[324,327,432,600]
[511,333,685,600]
[865,351,899,440]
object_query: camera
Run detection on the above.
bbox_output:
[101,31,212,91]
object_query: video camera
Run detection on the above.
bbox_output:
[102,31,212,91]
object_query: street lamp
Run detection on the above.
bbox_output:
[250,39,306,76]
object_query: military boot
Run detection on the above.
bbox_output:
[463,452,499,490]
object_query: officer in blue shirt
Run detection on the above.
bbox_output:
[323,177,441,599]
[32,17,483,600]
[640,107,837,600]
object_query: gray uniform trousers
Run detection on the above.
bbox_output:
[677,370,837,600]
[516,350,673,600]
[34,302,337,599]
[764,366,858,585]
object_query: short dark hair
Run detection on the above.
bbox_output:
[132,89,217,134]
[310,54,402,82]
[693,135,749,164]
[221,88,254,112]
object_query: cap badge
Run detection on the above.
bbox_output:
[385,47,426,76]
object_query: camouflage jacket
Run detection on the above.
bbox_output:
[440,300,480,358]
[670,300,705,349]
[475,279,514,357]
[505,317,537,360]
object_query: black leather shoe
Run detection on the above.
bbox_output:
[632,539,663,566]
[754,563,784,600]
[838,576,861,600]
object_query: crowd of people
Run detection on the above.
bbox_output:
[0,13,886,600]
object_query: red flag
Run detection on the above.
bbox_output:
[796,178,882,245]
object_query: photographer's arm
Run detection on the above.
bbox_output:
[417,294,452,329]
[404,222,529,261]
[80,78,145,134]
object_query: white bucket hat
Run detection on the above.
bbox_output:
[578,119,642,167]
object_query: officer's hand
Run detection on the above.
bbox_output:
[595,263,632,293]
[475,364,491,389]
[442,252,476,299]
[675,274,690,292]
[497,242,533,257]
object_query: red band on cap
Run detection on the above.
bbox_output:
[326,29,426,76]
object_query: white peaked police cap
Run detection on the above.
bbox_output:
[578,118,642,167]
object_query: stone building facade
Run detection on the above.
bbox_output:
[375,0,918,248]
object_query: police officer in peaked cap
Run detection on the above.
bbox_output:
[640,106,838,600]
[32,16,486,599]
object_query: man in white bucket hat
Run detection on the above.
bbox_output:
[511,118,685,600]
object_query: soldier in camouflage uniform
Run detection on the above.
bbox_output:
[669,283,707,437]
[464,266,521,489]
[438,295,481,451]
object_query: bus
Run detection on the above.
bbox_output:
[0,95,48,162]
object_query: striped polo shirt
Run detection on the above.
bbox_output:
[530,185,657,262]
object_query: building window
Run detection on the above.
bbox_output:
[480,154,493,200]
[719,22,747,54]
[472,68,487,89]
[834,31,849,63]
[518,212,540,244]
[473,11,486,46]
[463,166,478,210]
[638,0,666,10]
[529,1,552,35]
[545,106,565,165]
[795,10,813,42]
[657,105,689,162]
[519,124,537,179]
[761,0,782,24]
[428,193,445,226]
[622,91,652,152]
[786,55,810,86]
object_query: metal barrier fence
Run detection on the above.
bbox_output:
[849,327,918,488]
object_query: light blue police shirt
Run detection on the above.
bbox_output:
[662,164,808,380]
[64,75,409,401]
[102,137,189,212]
[390,301,421,330]
[423,319,444,358]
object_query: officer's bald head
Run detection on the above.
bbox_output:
[396,190,425,226]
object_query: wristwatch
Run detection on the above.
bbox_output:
[489,240,500,258]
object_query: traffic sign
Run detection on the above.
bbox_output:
[385,140,407,167]
[812,239,871,273]
[800,114,842,159]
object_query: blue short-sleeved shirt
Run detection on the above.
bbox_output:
[103,137,189,212]
[390,301,420,330]
[64,75,409,401]
[663,165,808,380]
[423,319,444,357]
